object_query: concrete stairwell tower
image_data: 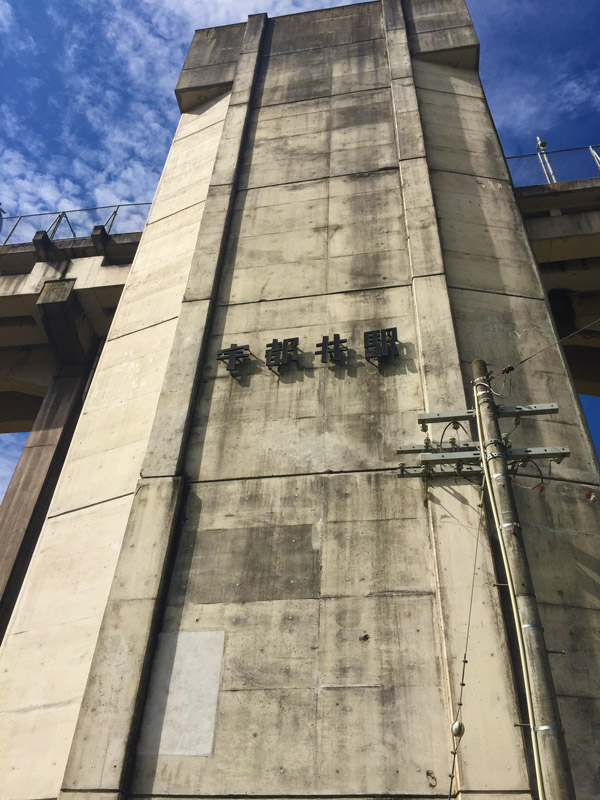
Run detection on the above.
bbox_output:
[0,2,598,799]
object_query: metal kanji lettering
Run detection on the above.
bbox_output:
[265,337,299,367]
[315,333,347,363]
[217,342,250,371]
[364,327,399,359]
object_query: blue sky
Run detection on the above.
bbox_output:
[1,0,599,500]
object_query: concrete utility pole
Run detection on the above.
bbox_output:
[472,358,575,800]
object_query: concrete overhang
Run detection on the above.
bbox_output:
[516,176,600,216]
[0,231,138,428]
[515,178,600,395]
[0,231,141,276]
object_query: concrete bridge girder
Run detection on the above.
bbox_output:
[0,250,131,428]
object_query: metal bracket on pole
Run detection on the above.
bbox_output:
[417,404,558,427]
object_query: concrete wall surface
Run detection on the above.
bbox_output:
[1,2,599,800]
[0,92,231,800]
[129,2,595,799]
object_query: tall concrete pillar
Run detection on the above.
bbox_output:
[0,54,233,800]
[0,3,598,800]
[0,370,86,640]
[0,277,96,640]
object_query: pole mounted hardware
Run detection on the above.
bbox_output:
[397,360,576,800]
[397,402,568,479]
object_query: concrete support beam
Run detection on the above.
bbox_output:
[59,476,182,798]
[59,14,268,800]
[144,14,267,479]
[33,230,62,262]
[382,0,463,409]
[525,210,600,262]
[0,371,86,641]
[37,279,95,365]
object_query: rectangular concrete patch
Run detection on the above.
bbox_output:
[138,630,225,756]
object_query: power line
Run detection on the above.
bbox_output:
[518,316,600,367]
[447,476,485,800]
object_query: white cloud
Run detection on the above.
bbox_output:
[488,60,600,149]
[2,0,364,226]
[0,0,15,34]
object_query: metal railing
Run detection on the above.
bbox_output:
[0,203,151,246]
[507,145,600,188]
[3,145,600,241]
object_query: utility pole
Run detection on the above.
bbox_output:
[472,358,574,800]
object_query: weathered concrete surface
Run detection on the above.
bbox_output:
[404,0,479,66]
[428,483,529,792]
[449,287,597,482]
[2,3,599,800]
[414,57,598,485]
[514,477,600,800]
[185,287,420,481]
[133,474,451,796]
[61,15,267,800]
[0,90,229,800]
[133,4,534,799]
[60,477,182,797]
[0,371,86,641]
[175,22,245,111]
[144,17,265,480]
[416,48,599,800]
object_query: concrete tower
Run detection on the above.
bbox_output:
[0,2,598,799]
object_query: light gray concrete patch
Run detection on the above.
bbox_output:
[138,630,225,756]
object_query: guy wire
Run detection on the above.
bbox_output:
[447,474,485,799]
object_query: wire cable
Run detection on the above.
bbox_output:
[494,316,600,376]
[447,476,485,799]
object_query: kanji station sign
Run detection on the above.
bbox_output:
[216,328,400,372]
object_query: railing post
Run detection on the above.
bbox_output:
[2,216,22,246]
[104,204,119,234]
[47,211,65,240]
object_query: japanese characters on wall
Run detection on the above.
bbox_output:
[216,328,401,372]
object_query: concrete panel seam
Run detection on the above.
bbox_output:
[229,164,399,194]
[409,21,477,38]
[425,165,510,183]
[416,79,485,101]
[173,115,234,146]
[46,491,135,520]
[255,33,386,61]
[210,280,413,309]
[446,284,547,302]
[250,82,391,112]
[180,59,239,73]
[188,465,401,486]
[106,316,179,344]
[144,201,206,228]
